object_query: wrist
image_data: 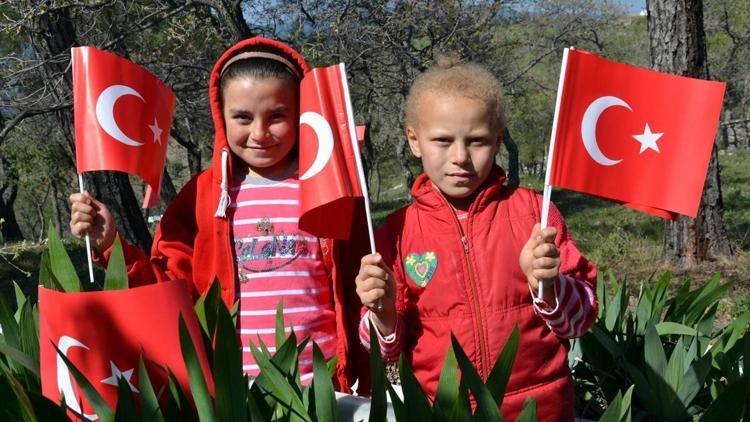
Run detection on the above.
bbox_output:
[370,308,396,336]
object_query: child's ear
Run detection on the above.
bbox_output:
[406,126,422,158]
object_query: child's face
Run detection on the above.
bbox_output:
[223,76,298,178]
[407,93,501,210]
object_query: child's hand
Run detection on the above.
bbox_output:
[520,223,560,301]
[69,191,116,253]
[355,253,397,335]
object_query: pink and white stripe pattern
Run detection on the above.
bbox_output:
[358,310,404,362]
[230,171,336,381]
[532,274,597,339]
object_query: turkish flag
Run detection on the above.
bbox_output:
[549,49,725,218]
[72,47,175,208]
[39,281,211,417]
[298,64,365,239]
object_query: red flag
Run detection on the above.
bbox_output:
[72,47,175,208]
[39,281,211,417]
[549,49,725,218]
[298,64,364,239]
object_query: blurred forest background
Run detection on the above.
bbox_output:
[0,0,748,315]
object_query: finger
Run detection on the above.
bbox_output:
[362,289,386,307]
[524,223,542,250]
[533,243,560,259]
[362,264,389,281]
[359,277,388,293]
[539,227,558,244]
[360,253,383,267]
[532,256,560,270]
[533,268,559,282]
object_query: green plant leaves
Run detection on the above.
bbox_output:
[178,315,215,421]
[312,343,337,422]
[46,224,81,293]
[103,234,127,291]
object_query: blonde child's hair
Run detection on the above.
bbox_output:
[405,56,506,132]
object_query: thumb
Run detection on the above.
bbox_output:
[524,223,542,250]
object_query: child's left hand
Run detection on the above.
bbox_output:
[519,223,560,301]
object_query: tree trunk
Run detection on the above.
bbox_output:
[647,0,733,267]
[502,128,520,187]
[0,118,23,243]
[396,138,416,189]
[35,6,152,251]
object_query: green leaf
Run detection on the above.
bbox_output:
[399,355,433,420]
[203,279,223,339]
[178,315,215,421]
[137,357,164,422]
[665,338,686,391]
[644,324,667,379]
[514,396,537,422]
[0,293,20,348]
[0,358,36,422]
[599,390,623,422]
[248,342,310,421]
[37,249,61,291]
[450,334,503,421]
[103,235,128,291]
[485,326,519,405]
[606,285,623,331]
[27,393,70,421]
[114,375,138,421]
[655,322,700,337]
[13,281,26,319]
[699,375,750,422]
[312,343,338,422]
[676,352,711,407]
[18,300,39,365]
[433,344,458,419]
[213,303,247,422]
[46,224,81,293]
[387,383,406,421]
[53,341,114,422]
[0,343,39,377]
[367,320,387,422]
[275,299,286,352]
[166,368,196,418]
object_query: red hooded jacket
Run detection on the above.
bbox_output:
[376,167,597,420]
[98,37,371,393]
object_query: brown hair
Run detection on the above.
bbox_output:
[405,56,506,131]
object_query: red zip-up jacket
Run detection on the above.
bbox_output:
[94,37,371,393]
[373,166,597,420]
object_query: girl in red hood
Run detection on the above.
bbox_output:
[69,37,370,392]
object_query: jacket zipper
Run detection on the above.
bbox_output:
[432,187,491,378]
[460,223,490,379]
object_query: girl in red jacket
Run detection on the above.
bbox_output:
[69,37,369,392]
[355,58,597,420]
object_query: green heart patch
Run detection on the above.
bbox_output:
[405,251,437,287]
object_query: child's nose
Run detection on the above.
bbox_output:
[451,143,470,164]
[250,120,269,143]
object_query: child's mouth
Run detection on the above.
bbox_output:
[448,172,474,183]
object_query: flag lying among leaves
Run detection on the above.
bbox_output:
[39,281,211,417]
[549,49,725,219]
[298,64,365,239]
[72,46,175,208]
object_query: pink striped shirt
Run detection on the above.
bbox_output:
[229,168,336,382]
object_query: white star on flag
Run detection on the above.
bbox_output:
[100,361,139,393]
[148,117,163,144]
[632,123,663,154]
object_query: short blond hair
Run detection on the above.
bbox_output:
[405,56,506,131]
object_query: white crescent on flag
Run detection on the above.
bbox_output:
[299,111,334,180]
[95,84,145,147]
[580,95,631,166]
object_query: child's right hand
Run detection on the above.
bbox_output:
[355,253,397,334]
[69,192,116,253]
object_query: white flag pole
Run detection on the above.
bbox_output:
[340,63,382,311]
[339,63,376,255]
[77,174,96,285]
[538,47,571,301]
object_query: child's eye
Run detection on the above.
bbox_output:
[433,137,451,144]
[233,114,251,122]
[269,112,287,121]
